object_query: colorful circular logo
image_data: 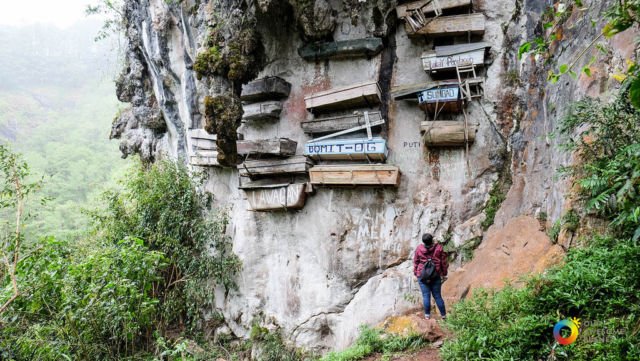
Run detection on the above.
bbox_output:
[553,318,580,345]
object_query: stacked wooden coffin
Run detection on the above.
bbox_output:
[237,76,313,211]
[393,0,490,148]
[302,83,400,187]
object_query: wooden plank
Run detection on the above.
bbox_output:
[411,13,485,36]
[304,138,387,161]
[301,111,383,134]
[236,138,297,156]
[238,156,314,178]
[191,138,217,150]
[298,38,384,61]
[309,165,400,187]
[421,121,478,146]
[421,43,489,73]
[243,101,283,121]
[396,0,471,19]
[189,129,217,140]
[305,81,381,112]
[241,76,291,102]
[244,183,307,211]
[190,151,220,167]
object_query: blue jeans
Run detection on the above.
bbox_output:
[418,276,446,317]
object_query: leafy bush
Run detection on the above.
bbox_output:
[320,326,426,361]
[0,156,241,360]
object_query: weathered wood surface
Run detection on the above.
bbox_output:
[396,0,471,19]
[191,138,217,150]
[237,138,297,156]
[301,111,384,134]
[241,76,291,102]
[304,138,387,161]
[421,121,478,146]
[310,165,401,187]
[305,81,381,112]
[298,38,384,60]
[392,80,459,100]
[189,129,217,140]
[242,101,283,121]
[410,13,485,36]
[244,183,307,211]
[421,42,489,73]
[238,156,314,178]
[189,150,220,167]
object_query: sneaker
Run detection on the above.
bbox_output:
[425,314,431,320]
[441,315,447,321]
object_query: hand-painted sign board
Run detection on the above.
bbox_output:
[304,138,387,161]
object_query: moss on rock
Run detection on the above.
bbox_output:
[204,95,243,167]
[194,27,265,85]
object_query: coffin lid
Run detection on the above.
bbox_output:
[422,42,490,58]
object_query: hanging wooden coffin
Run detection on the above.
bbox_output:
[242,101,283,121]
[417,83,463,113]
[241,76,291,102]
[304,138,387,161]
[421,42,490,73]
[243,183,307,211]
[301,111,384,134]
[238,156,314,178]
[309,165,400,187]
[305,81,381,112]
[298,38,384,61]
[396,0,472,19]
[189,150,221,167]
[411,13,485,37]
[236,138,297,157]
[189,129,217,150]
[421,121,478,147]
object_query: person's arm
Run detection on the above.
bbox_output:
[413,248,419,277]
[440,245,449,277]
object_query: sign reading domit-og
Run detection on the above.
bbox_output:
[304,138,387,161]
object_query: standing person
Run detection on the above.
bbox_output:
[413,233,448,320]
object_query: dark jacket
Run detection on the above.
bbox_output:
[413,243,448,278]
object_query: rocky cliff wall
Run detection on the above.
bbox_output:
[112,0,633,352]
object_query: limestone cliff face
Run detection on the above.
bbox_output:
[113,0,632,352]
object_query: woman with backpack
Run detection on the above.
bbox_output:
[413,233,448,320]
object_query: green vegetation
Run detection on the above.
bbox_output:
[441,87,640,360]
[0,151,241,360]
[481,166,512,231]
[519,1,640,108]
[320,326,427,361]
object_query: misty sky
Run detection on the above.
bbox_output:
[0,0,100,28]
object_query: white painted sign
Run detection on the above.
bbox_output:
[421,43,488,72]
[417,86,459,104]
[246,184,306,211]
[304,138,387,160]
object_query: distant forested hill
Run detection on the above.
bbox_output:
[0,20,128,239]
